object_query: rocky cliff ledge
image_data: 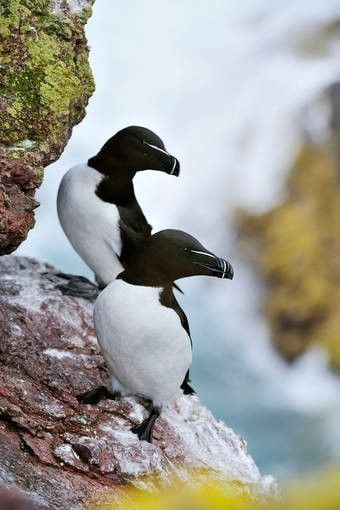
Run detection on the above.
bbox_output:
[0,0,95,255]
[0,256,275,509]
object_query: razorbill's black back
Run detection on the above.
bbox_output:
[57,126,180,297]
[92,229,234,443]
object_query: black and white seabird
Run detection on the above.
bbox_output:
[91,229,234,443]
[56,126,180,298]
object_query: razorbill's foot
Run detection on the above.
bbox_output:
[77,385,118,404]
[56,272,100,300]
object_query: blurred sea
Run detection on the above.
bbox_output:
[17,0,340,481]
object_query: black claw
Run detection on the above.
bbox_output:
[181,370,195,395]
[181,381,195,395]
[77,386,117,404]
[131,407,160,443]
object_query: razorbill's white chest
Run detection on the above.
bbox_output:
[57,163,122,287]
[94,280,192,404]
[89,229,234,442]
[56,126,180,296]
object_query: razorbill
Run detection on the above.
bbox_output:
[91,229,234,442]
[56,126,180,298]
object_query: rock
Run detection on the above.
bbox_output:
[0,0,95,255]
[0,256,276,509]
[0,484,42,510]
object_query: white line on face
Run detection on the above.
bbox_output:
[143,141,170,157]
[189,249,216,260]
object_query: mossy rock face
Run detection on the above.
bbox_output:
[0,0,95,254]
[240,145,340,370]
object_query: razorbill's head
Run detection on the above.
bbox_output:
[88,126,180,177]
[118,229,234,287]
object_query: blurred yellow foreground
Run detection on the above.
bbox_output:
[94,469,340,510]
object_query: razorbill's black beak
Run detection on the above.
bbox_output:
[143,141,180,176]
[187,249,234,280]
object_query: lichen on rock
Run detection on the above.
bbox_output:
[0,0,95,255]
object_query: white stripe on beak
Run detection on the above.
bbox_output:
[170,157,177,175]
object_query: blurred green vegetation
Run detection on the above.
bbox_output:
[239,144,340,370]
[92,469,340,510]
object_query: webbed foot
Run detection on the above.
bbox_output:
[131,407,160,442]
[181,370,195,395]
[56,273,100,300]
[77,385,118,404]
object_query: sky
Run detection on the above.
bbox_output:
[19,0,340,272]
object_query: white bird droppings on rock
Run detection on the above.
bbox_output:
[51,0,92,15]
[0,256,278,507]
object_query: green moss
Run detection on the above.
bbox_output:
[40,61,81,114]
[77,5,93,22]
[26,32,60,67]
[45,15,73,40]
[0,0,95,146]
[240,146,340,369]
[0,0,95,254]
[7,99,24,116]
[0,0,30,36]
